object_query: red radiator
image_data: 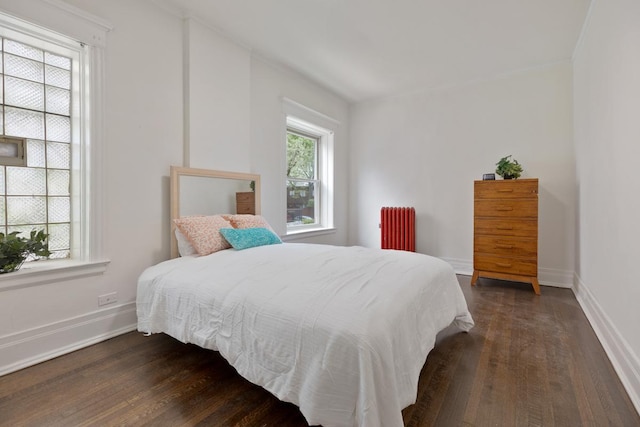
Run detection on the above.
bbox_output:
[380,207,416,252]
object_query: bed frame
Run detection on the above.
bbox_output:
[169,166,261,258]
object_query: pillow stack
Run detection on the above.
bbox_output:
[174,214,281,256]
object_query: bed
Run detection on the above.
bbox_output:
[136,167,474,427]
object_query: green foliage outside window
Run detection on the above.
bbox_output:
[287,133,316,179]
[286,131,317,225]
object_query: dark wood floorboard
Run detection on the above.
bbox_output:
[0,275,638,426]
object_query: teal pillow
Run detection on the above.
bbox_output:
[219,227,282,250]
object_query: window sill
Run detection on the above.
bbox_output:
[283,227,336,241]
[0,259,110,292]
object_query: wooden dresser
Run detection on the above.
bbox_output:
[471,178,540,294]
[235,192,256,215]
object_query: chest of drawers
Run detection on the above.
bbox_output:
[236,192,256,215]
[471,178,540,294]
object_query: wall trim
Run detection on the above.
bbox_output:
[0,0,112,47]
[0,260,110,292]
[0,302,137,376]
[148,0,186,19]
[573,273,640,416]
[443,257,473,276]
[282,96,341,127]
[42,0,113,32]
[538,267,573,288]
[355,59,572,107]
[572,0,596,60]
[443,257,573,288]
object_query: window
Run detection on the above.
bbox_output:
[283,98,337,235]
[0,34,75,260]
[0,7,108,284]
[287,126,319,228]
[0,136,26,166]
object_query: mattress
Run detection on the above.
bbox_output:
[137,243,474,427]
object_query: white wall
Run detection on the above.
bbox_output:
[349,63,575,285]
[185,19,351,243]
[250,57,350,243]
[0,0,350,374]
[573,0,640,412]
[186,19,251,172]
[0,0,183,372]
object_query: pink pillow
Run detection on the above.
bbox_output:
[222,214,274,231]
[174,215,232,256]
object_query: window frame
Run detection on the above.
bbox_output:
[286,126,321,231]
[282,98,337,237]
[0,34,76,259]
[0,8,109,291]
[0,136,26,166]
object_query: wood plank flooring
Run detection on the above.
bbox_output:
[0,275,638,426]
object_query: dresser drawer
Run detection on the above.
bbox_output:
[474,254,537,276]
[236,192,255,214]
[236,204,255,214]
[474,199,537,218]
[475,179,538,199]
[474,218,537,237]
[474,235,537,257]
[236,192,254,203]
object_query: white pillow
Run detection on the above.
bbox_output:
[175,228,197,257]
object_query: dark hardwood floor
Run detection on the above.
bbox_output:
[1,275,638,426]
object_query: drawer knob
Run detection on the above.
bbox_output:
[496,207,514,211]
[495,244,514,249]
[496,226,513,230]
[497,189,514,193]
[496,262,512,268]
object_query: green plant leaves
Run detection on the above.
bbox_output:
[495,155,523,179]
[0,229,51,273]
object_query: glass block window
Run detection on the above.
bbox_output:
[0,37,72,259]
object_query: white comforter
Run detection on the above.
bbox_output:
[137,243,474,427]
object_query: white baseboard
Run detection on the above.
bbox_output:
[0,302,137,376]
[573,273,640,416]
[443,257,474,275]
[539,267,573,288]
[443,257,573,288]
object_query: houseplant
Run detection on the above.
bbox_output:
[495,155,523,179]
[0,229,51,274]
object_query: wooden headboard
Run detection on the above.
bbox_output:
[169,166,261,258]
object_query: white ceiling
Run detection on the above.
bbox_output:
[161,0,591,103]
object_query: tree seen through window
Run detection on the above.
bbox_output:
[286,131,318,226]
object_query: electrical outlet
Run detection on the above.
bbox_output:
[98,292,118,306]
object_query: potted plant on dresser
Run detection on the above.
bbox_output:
[495,155,523,179]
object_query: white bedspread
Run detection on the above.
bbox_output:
[137,243,474,427]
